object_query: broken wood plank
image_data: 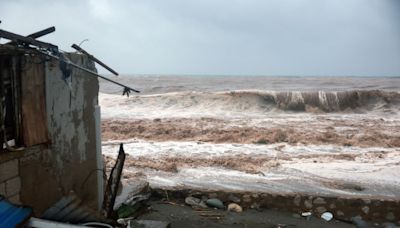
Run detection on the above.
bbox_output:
[6,27,56,45]
[21,55,49,146]
[0,29,58,51]
[102,143,126,218]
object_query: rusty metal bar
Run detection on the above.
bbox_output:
[37,50,140,95]
[71,44,119,76]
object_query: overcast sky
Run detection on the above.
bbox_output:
[1,0,400,76]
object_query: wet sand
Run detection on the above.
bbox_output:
[138,202,357,228]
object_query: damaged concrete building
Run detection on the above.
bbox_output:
[0,44,103,215]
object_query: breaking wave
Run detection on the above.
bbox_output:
[104,90,400,114]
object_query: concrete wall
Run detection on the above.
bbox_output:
[0,53,102,215]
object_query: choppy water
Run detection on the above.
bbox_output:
[100,75,400,94]
[100,75,400,114]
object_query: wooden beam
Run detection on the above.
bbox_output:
[71,44,119,76]
[6,26,56,45]
[0,29,58,51]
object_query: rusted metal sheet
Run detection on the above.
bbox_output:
[21,55,48,146]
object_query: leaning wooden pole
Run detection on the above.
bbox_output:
[71,44,119,76]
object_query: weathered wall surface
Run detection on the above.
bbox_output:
[15,53,101,215]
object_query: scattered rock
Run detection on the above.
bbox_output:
[351,216,367,228]
[385,212,395,221]
[313,197,326,205]
[250,202,260,210]
[208,193,218,199]
[227,203,243,213]
[382,222,397,228]
[242,194,252,203]
[328,203,336,209]
[363,199,371,204]
[251,193,259,199]
[321,212,333,221]
[316,206,327,214]
[293,195,301,207]
[206,198,224,209]
[185,196,201,207]
[129,220,170,228]
[336,210,344,217]
[304,200,313,209]
[292,213,301,219]
[228,194,241,203]
[361,206,369,215]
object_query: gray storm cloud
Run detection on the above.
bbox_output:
[1,0,399,76]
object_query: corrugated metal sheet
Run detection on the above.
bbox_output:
[0,197,32,227]
[41,193,106,224]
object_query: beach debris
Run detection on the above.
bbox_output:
[313,197,326,205]
[385,212,395,221]
[102,144,126,218]
[250,202,261,210]
[185,196,202,207]
[301,211,312,220]
[205,198,225,209]
[194,208,225,220]
[316,206,327,214]
[128,220,171,228]
[228,194,241,203]
[304,199,313,209]
[382,222,397,228]
[292,213,301,219]
[125,193,151,207]
[117,202,146,219]
[350,216,367,228]
[227,203,243,213]
[361,206,369,215]
[321,212,333,221]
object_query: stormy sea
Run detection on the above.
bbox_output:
[100,76,400,198]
